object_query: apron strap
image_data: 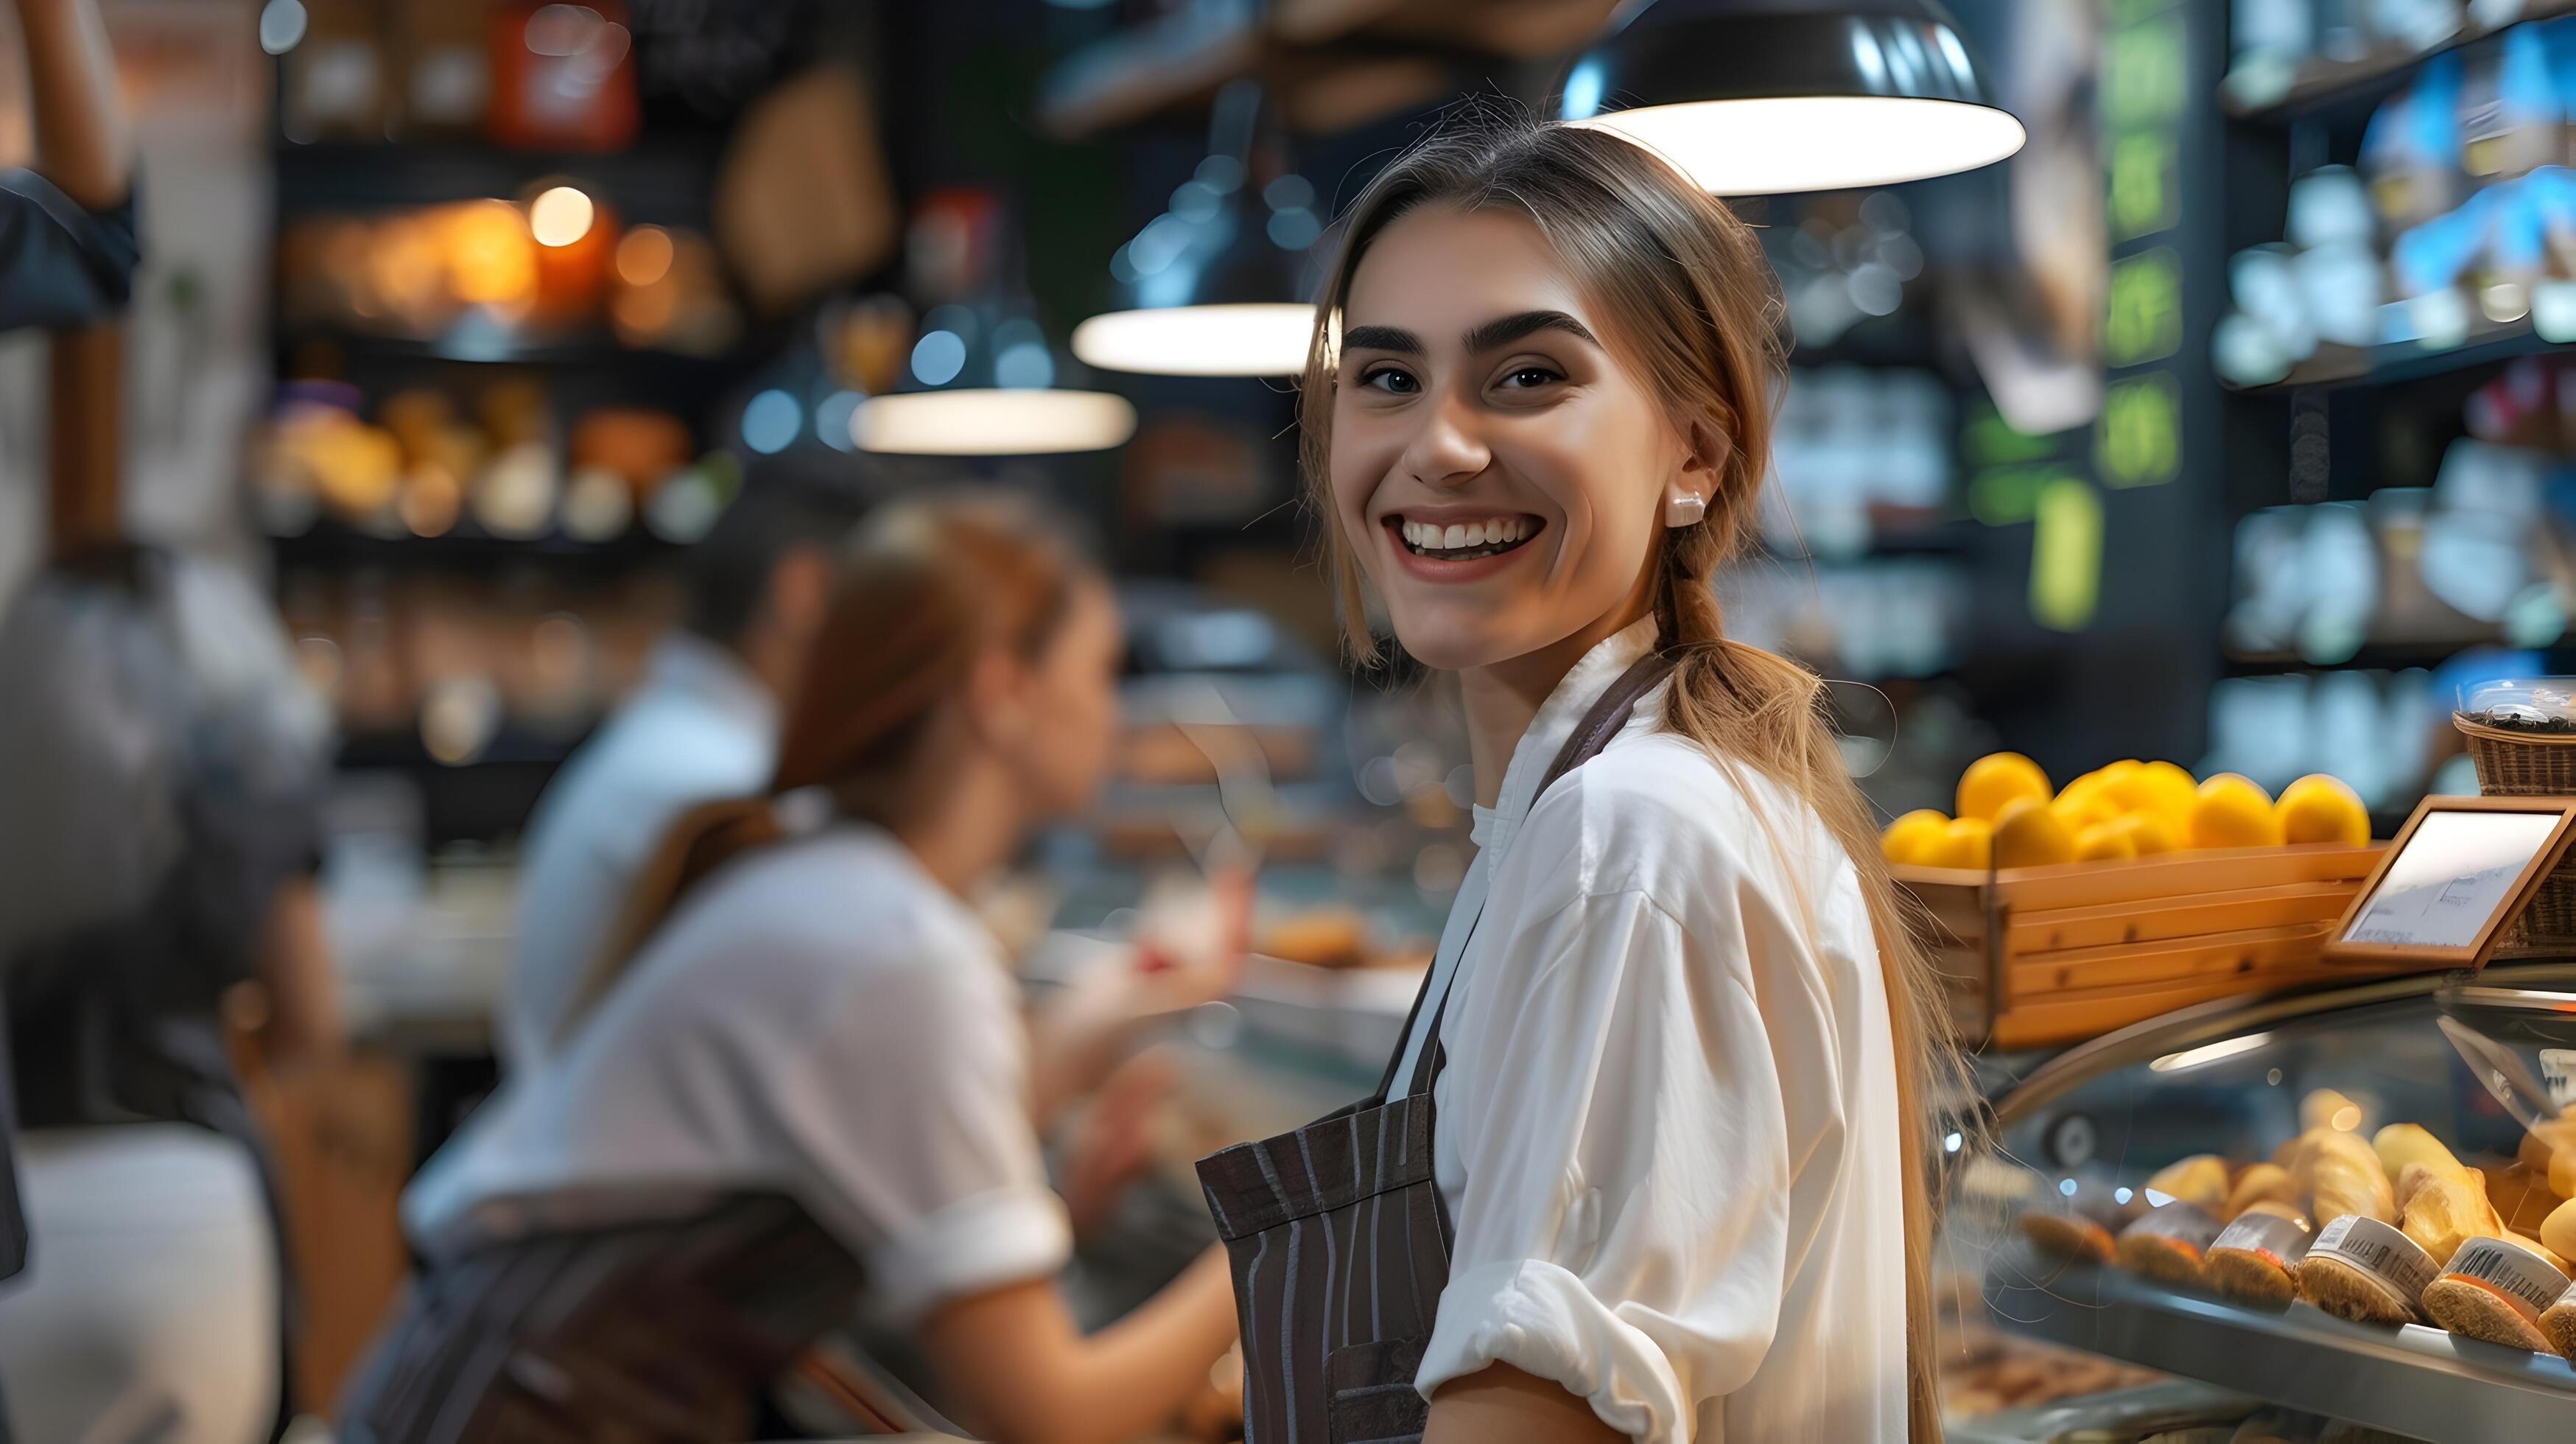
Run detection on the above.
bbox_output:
[1377,649,1680,1104]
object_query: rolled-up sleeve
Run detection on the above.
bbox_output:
[1418,884,1794,1443]
[776,953,1071,1325]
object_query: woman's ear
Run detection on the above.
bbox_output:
[1684,418,1733,483]
[964,648,1035,749]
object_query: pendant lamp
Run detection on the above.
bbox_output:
[1555,0,2025,195]
[849,302,1138,455]
[1072,82,1321,377]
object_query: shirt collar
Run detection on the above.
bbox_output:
[1470,614,1661,861]
[643,631,779,738]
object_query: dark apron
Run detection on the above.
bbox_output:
[334,1191,870,1444]
[1197,652,1675,1444]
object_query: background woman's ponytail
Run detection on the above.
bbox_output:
[554,495,1087,1045]
[1299,112,1968,1441]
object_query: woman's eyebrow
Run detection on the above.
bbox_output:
[1341,324,1421,355]
[1463,309,1598,353]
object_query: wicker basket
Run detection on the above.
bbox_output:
[2454,713,2576,938]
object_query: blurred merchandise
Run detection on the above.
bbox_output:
[713,64,898,315]
[276,202,740,355]
[1722,560,1965,681]
[1766,366,1954,558]
[253,376,709,545]
[485,0,639,151]
[2203,668,2444,807]
[1761,191,1928,349]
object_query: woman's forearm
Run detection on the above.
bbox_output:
[922,1245,1240,1444]
[15,0,130,209]
[1424,1364,1626,1444]
[1023,972,1146,1129]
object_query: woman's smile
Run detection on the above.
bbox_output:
[1380,508,1545,582]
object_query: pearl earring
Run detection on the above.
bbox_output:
[1663,488,1708,529]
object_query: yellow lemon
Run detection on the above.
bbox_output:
[2107,760,2200,824]
[2052,776,2123,829]
[2275,774,2369,845]
[2191,774,2284,849]
[2111,810,2180,855]
[2075,821,2139,861]
[1993,795,2077,869]
[1956,751,2052,822]
[1929,816,1993,870]
[1881,809,1951,864]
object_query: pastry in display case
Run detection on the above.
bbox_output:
[1953,961,2576,1441]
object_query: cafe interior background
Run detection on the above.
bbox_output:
[22,0,2576,1439]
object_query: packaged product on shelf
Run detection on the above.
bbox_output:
[2419,1233,2569,1352]
[2205,1207,2314,1306]
[2019,1174,2142,1264]
[2294,1214,2438,1324]
[2114,1202,2225,1287]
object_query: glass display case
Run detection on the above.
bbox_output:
[1950,961,2576,1443]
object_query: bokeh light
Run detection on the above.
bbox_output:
[529,186,597,248]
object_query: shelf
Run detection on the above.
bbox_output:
[2222,1,2576,122]
[2220,637,2506,676]
[2233,318,2575,393]
[279,325,758,373]
[271,520,681,575]
[337,721,596,771]
[272,136,727,225]
[1983,1247,2576,1443]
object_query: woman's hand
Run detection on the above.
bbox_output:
[1059,1046,1179,1238]
[1128,861,1252,1015]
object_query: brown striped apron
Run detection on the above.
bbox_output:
[334,1190,871,1443]
[1197,651,1675,1444]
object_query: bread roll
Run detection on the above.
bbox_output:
[2295,1126,2396,1224]
[2018,1174,2140,1264]
[2374,1124,2465,1184]
[2146,1154,2230,1213]
[2541,1281,2576,1361]
[2222,1163,2300,1222]
[2544,1196,2576,1264]
[2397,1163,2506,1265]
[2300,1088,2365,1133]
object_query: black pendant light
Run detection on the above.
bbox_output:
[1072,82,1322,377]
[1554,0,2025,194]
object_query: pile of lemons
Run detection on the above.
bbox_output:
[1882,753,2372,870]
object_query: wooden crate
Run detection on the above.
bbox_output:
[1894,842,2399,1051]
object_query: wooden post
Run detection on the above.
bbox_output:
[46,320,120,555]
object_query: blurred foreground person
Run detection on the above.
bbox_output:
[345,497,1241,1444]
[0,548,343,1444]
[500,474,860,1069]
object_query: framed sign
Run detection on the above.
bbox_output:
[2328,796,2576,969]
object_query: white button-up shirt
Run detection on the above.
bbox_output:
[407,822,1072,1325]
[1403,618,1907,1443]
[502,632,779,1068]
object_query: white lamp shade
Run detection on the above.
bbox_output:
[1571,96,2026,196]
[849,389,1140,455]
[1070,302,1317,376]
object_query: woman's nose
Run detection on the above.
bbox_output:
[1398,390,1490,488]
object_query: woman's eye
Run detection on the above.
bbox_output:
[1498,365,1562,390]
[1360,367,1419,395]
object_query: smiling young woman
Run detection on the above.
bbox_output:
[1193,116,1962,1444]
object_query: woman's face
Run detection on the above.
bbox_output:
[1329,202,1700,673]
[1000,576,1125,820]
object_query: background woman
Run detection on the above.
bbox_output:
[362,497,1240,1444]
[1206,115,1959,1444]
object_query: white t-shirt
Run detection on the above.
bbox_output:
[1405,618,1908,1444]
[502,632,779,1069]
[406,823,1073,1325]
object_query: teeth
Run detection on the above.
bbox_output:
[1396,516,1533,553]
